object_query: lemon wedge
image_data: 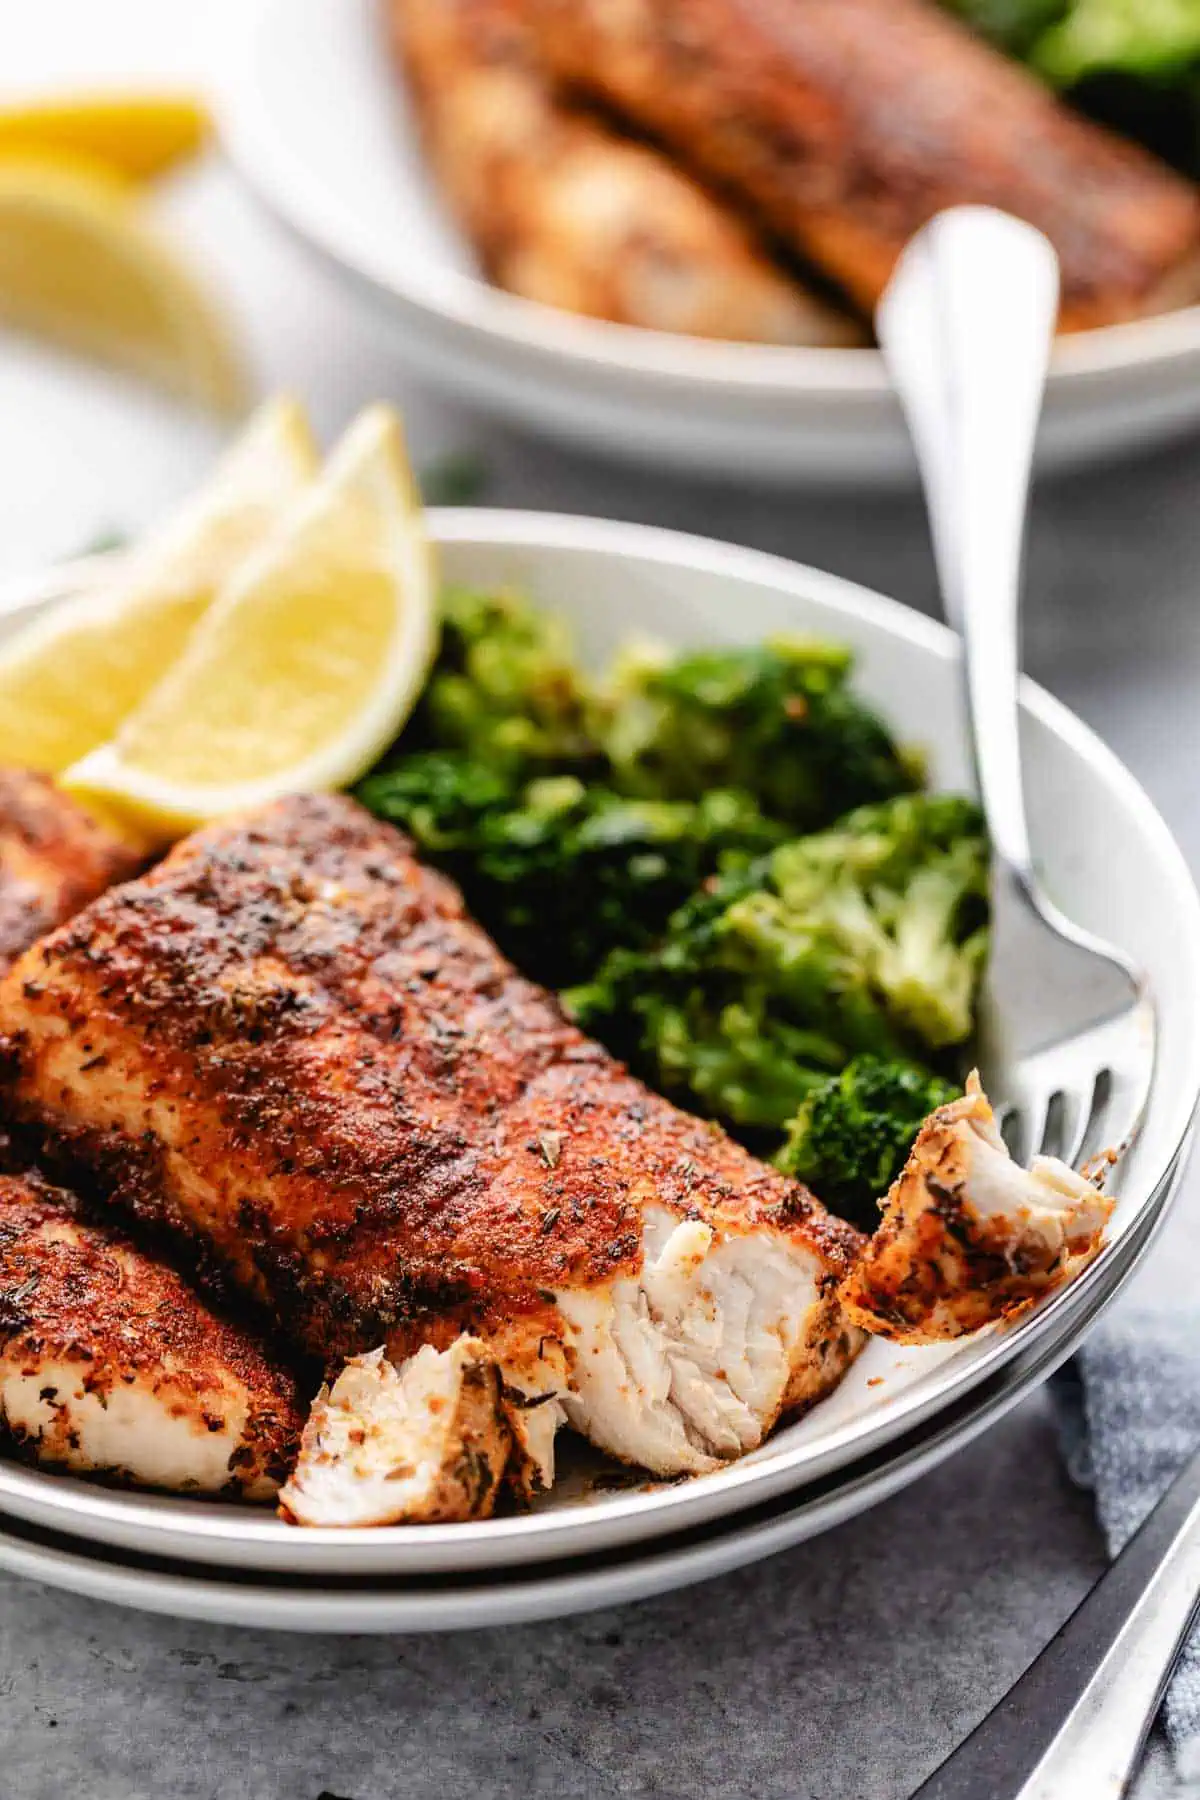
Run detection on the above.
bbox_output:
[0,93,209,182]
[0,396,318,775]
[0,154,247,412]
[64,406,439,842]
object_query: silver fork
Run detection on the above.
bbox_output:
[879,208,1167,1799]
[876,206,1155,1172]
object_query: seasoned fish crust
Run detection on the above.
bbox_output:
[0,1171,302,1497]
[0,795,863,1480]
[524,0,1200,331]
[0,770,143,975]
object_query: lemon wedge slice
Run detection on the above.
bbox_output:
[0,396,317,775]
[0,153,247,412]
[64,406,439,842]
[0,93,209,182]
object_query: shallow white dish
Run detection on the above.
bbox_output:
[0,509,1196,1582]
[0,1164,1179,1631]
[223,0,1200,482]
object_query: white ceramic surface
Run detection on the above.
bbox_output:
[0,510,1196,1581]
[222,0,1200,482]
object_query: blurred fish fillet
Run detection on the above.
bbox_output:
[0,1172,301,1497]
[0,769,142,975]
[523,0,1200,331]
[0,795,865,1517]
[388,0,863,344]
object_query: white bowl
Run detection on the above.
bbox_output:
[0,509,1196,1588]
[222,0,1200,482]
[0,1208,1171,1631]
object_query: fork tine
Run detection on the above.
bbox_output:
[1061,1096,1093,1168]
[1063,1070,1108,1168]
[996,1104,1021,1159]
[1099,1063,1153,1162]
[1039,1089,1074,1161]
[1004,1083,1050,1167]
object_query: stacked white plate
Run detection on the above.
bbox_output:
[1,513,1196,1629]
[223,0,1200,482]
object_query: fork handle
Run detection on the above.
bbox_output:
[912,1442,1200,1799]
[876,207,1059,884]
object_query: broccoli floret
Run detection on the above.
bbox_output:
[776,1056,960,1230]
[571,909,850,1129]
[357,752,783,989]
[567,793,988,1137]
[377,595,923,840]
[764,793,990,1049]
[634,992,846,1130]
[593,637,923,831]
[355,750,517,852]
[467,779,782,986]
[418,586,598,774]
[939,0,1200,82]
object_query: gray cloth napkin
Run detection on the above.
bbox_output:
[1058,1303,1200,1781]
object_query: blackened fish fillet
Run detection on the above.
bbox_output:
[0,794,864,1489]
[0,1170,301,1497]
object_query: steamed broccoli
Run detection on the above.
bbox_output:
[593,638,923,832]
[776,1056,960,1230]
[356,750,517,852]
[567,793,988,1136]
[463,778,784,986]
[359,589,974,1063]
[573,966,851,1130]
[761,792,990,1049]
[357,752,783,988]
[417,586,598,775]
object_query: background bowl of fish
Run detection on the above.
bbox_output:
[0,506,1196,1593]
[223,0,1200,481]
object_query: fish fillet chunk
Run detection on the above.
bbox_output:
[280,1336,509,1526]
[0,769,142,975]
[558,1202,852,1472]
[839,1074,1113,1342]
[0,1171,301,1497]
[0,794,864,1489]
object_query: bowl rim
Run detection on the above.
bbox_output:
[223,0,1200,405]
[1,506,1197,1574]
